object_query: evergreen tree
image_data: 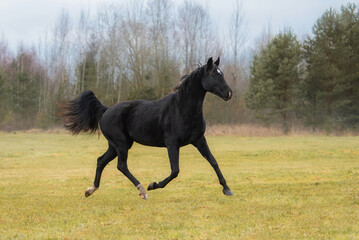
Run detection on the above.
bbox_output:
[338,4,359,129]
[303,3,359,130]
[10,72,40,120]
[0,70,6,122]
[245,30,302,133]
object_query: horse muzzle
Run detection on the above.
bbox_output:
[223,89,232,101]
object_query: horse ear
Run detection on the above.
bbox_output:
[214,57,220,66]
[207,57,213,68]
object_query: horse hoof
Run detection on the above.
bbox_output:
[136,183,148,200]
[139,193,148,200]
[85,190,91,197]
[223,188,234,196]
[85,186,98,198]
[147,182,157,191]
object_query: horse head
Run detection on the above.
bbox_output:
[202,57,232,101]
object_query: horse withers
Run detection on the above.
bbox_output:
[61,57,233,200]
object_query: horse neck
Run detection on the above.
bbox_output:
[179,73,206,117]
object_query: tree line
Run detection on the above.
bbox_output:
[246,3,359,133]
[0,1,357,133]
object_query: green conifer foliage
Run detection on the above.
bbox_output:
[303,4,359,130]
[246,30,302,133]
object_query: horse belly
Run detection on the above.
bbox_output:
[134,137,165,147]
[128,119,165,147]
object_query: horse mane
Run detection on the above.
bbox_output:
[173,64,204,93]
[172,74,188,92]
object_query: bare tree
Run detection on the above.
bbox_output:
[254,21,273,54]
[73,9,90,95]
[51,8,72,100]
[177,1,218,74]
[227,0,250,95]
[96,2,126,101]
[146,0,177,96]
[230,0,248,64]
[120,0,152,98]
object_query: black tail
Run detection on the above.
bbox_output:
[60,91,108,135]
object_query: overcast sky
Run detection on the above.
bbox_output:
[0,0,353,52]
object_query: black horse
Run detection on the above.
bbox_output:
[61,57,233,199]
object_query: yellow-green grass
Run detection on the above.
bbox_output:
[0,133,358,239]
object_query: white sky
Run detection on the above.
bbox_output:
[0,0,354,52]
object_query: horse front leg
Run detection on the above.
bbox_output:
[193,136,233,196]
[147,146,179,191]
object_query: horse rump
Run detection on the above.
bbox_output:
[59,90,108,135]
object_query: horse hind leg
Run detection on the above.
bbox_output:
[85,145,117,197]
[85,186,98,197]
[116,147,148,200]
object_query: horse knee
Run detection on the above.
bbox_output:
[96,149,115,168]
[171,170,179,178]
[97,163,104,169]
[116,165,123,172]
[97,158,107,168]
[117,162,127,173]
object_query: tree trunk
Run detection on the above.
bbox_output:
[282,112,289,134]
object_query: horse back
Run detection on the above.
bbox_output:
[100,96,171,147]
[100,94,205,148]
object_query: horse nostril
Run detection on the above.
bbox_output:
[227,90,232,99]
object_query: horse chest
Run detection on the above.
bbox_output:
[176,119,205,146]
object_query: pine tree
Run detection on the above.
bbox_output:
[0,70,6,122]
[338,3,359,129]
[303,4,359,130]
[245,30,302,133]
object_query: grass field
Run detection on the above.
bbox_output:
[0,132,359,239]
